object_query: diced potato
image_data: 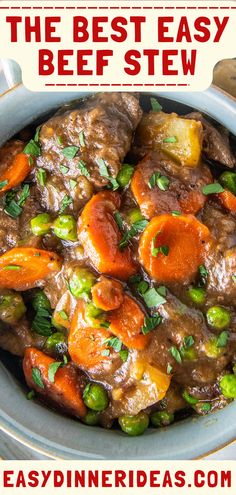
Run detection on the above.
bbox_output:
[136,111,203,168]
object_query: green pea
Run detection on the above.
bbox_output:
[83,383,109,411]
[117,164,134,187]
[31,213,51,236]
[52,215,77,241]
[127,208,145,225]
[206,306,231,330]
[118,412,149,436]
[219,171,236,195]
[150,411,174,427]
[69,268,96,298]
[0,290,26,325]
[45,332,66,352]
[187,286,206,305]
[220,374,236,399]
[82,410,100,426]
[182,390,198,405]
[32,290,51,312]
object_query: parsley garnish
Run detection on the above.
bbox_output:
[18,184,30,206]
[0,180,8,189]
[232,275,236,284]
[198,264,208,286]
[114,211,123,230]
[79,131,85,147]
[129,274,142,284]
[171,210,181,216]
[183,335,195,349]
[3,265,21,271]
[150,97,162,112]
[202,183,224,195]
[60,165,69,175]
[32,307,53,336]
[199,403,211,413]
[4,184,30,218]
[26,390,36,400]
[104,336,123,352]
[151,235,169,257]
[97,158,119,191]
[58,310,68,321]
[119,349,129,362]
[101,349,110,357]
[78,160,90,178]
[24,139,41,157]
[170,346,182,364]
[62,146,79,159]
[119,219,148,250]
[48,362,62,383]
[137,280,149,295]
[59,195,73,213]
[69,179,77,190]
[167,363,173,374]
[143,287,166,308]
[217,330,229,348]
[56,135,63,146]
[148,172,170,191]
[32,367,44,389]
[4,200,22,218]
[163,136,178,143]
[37,168,47,186]
[142,314,162,335]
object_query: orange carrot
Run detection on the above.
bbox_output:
[0,153,32,194]
[78,191,137,280]
[68,299,112,371]
[109,295,150,350]
[91,277,124,311]
[179,190,206,215]
[217,190,236,213]
[139,214,211,284]
[23,347,87,418]
[0,247,61,290]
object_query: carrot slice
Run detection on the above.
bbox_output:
[78,191,137,280]
[68,299,112,371]
[179,190,206,215]
[91,277,124,311]
[109,294,150,350]
[0,247,61,290]
[217,190,236,213]
[0,153,32,194]
[23,347,87,418]
[139,214,211,284]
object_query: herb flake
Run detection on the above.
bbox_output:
[32,367,44,389]
[48,362,62,383]
[202,183,224,195]
[62,146,79,159]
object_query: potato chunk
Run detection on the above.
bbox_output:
[134,111,203,168]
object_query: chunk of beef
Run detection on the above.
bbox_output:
[36,93,142,214]
[131,152,212,218]
[186,112,236,168]
[0,318,45,357]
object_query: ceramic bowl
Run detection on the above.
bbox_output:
[0,84,236,459]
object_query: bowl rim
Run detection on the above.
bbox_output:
[0,84,236,460]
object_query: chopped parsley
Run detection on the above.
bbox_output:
[48,362,63,383]
[24,139,41,157]
[104,336,123,352]
[18,184,30,206]
[0,180,8,189]
[232,275,236,284]
[202,183,224,195]
[137,280,149,295]
[4,200,22,218]
[143,287,166,308]
[79,131,85,147]
[141,314,162,335]
[59,195,73,214]
[34,126,41,143]
[217,330,229,348]
[171,210,181,216]
[56,135,63,146]
[170,346,182,364]
[129,274,142,285]
[32,367,44,389]
[119,349,129,362]
[78,160,90,178]
[151,236,169,257]
[163,136,178,143]
[150,97,162,112]
[97,158,119,191]
[32,307,53,336]
[62,146,79,159]
[101,349,110,357]
[37,168,47,186]
[60,165,69,175]
[198,264,208,286]
[69,179,77,190]
[114,211,123,230]
[26,390,36,400]
[148,172,170,191]
[183,335,195,349]
[119,219,148,250]
[167,363,173,375]
[4,184,30,218]
[199,402,211,413]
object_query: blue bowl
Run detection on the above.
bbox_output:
[0,84,236,459]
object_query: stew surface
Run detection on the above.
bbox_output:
[0,92,236,436]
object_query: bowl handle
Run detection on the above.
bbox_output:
[0,59,22,89]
